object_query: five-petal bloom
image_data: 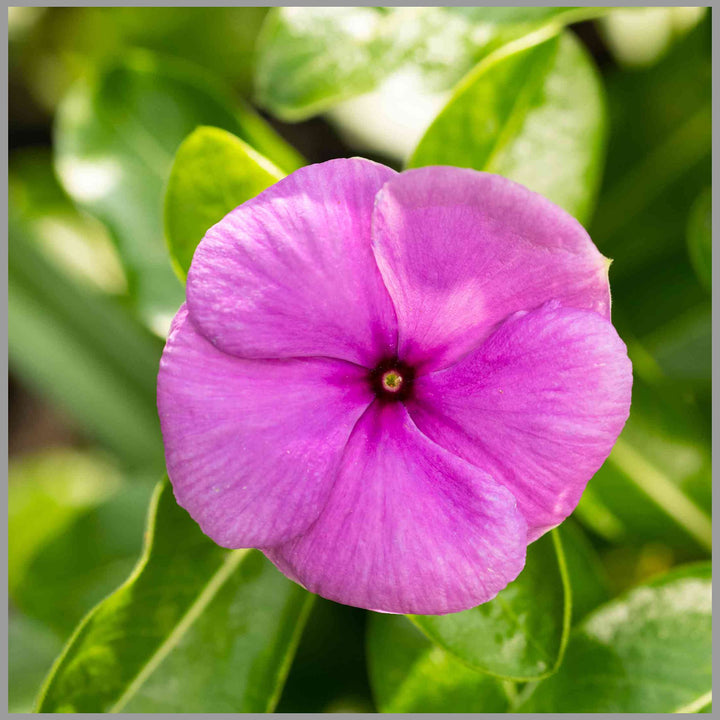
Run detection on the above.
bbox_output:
[157,158,632,615]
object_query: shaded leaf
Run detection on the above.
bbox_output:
[55,51,301,330]
[8,450,151,639]
[557,519,610,624]
[687,186,711,292]
[517,563,711,712]
[12,474,153,637]
[367,613,508,712]
[36,480,313,713]
[411,529,570,681]
[408,30,605,225]
[591,18,710,370]
[576,376,711,558]
[11,8,270,112]
[9,449,121,596]
[277,598,376,713]
[164,126,283,279]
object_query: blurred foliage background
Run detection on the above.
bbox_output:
[8,7,711,713]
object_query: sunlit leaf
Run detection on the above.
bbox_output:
[255,7,606,122]
[164,126,284,280]
[411,529,570,681]
[36,480,313,713]
[517,563,711,712]
[10,147,127,294]
[409,30,605,225]
[54,51,302,330]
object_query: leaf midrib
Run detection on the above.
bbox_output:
[108,548,249,713]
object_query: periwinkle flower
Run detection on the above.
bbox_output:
[157,158,632,615]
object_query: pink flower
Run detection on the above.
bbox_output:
[157,158,632,615]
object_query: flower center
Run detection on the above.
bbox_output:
[381,370,403,393]
[369,358,415,402]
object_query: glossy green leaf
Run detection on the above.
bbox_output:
[409,30,605,225]
[164,126,283,279]
[518,563,711,712]
[411,529,570,681]
[36,480,313,713]
[687,187,711,292]
[8,213,165,471]
[367,613,508,713]
[255,7,606,121]
[575,376,711,558]
[255,7,391,121]
[54,51,302,330]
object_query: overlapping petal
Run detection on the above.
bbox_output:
[157,305,374,548]
[371,167,611,371]
[265,401,527,615]
[408,302,632,541]
[187,157,398,366]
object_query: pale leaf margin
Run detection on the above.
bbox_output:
[34,481,314,712]
[407,528,572,682]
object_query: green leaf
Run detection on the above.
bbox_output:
[13,480,153,638]
[367,613,508,713]
[687,186,711,292]
[517,563,711,712]
[11,8,271,112]
[255,7,607,122]
[9,450,126,598]
[575,376,711,557]
[255,7,391,121]
[164,126,284,280]
[410,529,570,681]
[277,598,376,712]
[408,30,605,225]
[556,520,610,624]
[8,212,165,471]
[36,480,313,713]
[591,18,710,353]
[9,614,64,713]
[10,147,127,295]
[54,51,302,330]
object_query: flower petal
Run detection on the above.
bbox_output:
[408,302,633,541]
[371,167,611,371]
[186,157,398,366]
[157,305,373,547]
[265,401,527,615]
